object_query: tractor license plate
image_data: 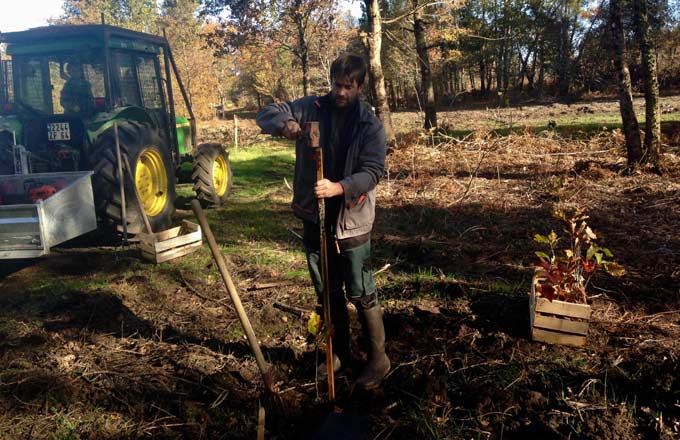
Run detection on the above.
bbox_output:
[47,122,71,141]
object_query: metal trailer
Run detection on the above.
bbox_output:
[0,171,96,259]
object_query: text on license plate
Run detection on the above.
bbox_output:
[47,122,71,141]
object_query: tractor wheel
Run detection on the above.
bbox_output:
[191,142,232,207]
[92,121,176,234]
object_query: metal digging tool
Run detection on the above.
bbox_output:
[305,121,336,402]
[190,199,273,393]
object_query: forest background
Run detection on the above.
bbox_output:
[52,0,680,141]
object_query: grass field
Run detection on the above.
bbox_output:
[0,100,679,439]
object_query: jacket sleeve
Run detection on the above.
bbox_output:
[339,119,386,207]
[255,97,315,135]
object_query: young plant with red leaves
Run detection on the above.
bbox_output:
[533,209,625,304]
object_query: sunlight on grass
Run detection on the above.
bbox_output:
[440,114,680,139]
[194,140,308,281]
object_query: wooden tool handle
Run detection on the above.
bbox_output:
[191,199,273,392]
[303,121,335,401]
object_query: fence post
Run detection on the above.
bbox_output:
[233,114,239,149]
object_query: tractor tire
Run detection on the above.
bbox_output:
[92,121,176,234]
[191,142,232,207]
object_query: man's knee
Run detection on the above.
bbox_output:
[350,291,378,310]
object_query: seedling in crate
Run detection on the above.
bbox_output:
[533,208,625,304]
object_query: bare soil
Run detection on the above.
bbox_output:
[1,100,679,439]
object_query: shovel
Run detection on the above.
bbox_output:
[304,121,335,401]
[304,122,369,439]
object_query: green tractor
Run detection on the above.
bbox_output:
[0,24,232,234]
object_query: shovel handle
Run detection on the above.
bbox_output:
[191,199,273,392]
[303,121,335,401]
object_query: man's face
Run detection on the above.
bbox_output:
[331,76,362,108]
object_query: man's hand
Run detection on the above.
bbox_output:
[281,120,301,140]
[315,179,344,198]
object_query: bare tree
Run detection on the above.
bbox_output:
[412,0,437,129]
[609,0,643,165]
[633,0,662,168]
[364,0,395,144]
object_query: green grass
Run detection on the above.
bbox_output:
[439,115,680,139]
[176,140,308,281]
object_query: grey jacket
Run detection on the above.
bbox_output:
[256,94,386,239]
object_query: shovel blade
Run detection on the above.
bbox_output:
[312,411,368,440]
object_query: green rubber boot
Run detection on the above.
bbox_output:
[356,305,390,390]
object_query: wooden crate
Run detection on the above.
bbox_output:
[138,220,202,264]
[530,276,591,348]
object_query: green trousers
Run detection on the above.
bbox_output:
[303,221,377,305]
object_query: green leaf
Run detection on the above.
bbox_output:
[535,251,550,260]
[548,231,558,244]
[594,252,603,265]
[534,233,549,243]
[601,247,614,258]
[307,312,321,336]
[586,245,596,259]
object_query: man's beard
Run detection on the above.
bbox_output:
[332,94,358,109]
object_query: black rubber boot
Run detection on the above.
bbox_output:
[356,305,390,390]
[317,293,351,378]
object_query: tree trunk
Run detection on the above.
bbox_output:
[557,4,571,98]
[486,64,492,95]
[479,59,486,95]
[365,0,396,143]
[413,0,437,129]
[292,0,310,97]
[610,0,643,165]
[537,44,545,98]
[496,48,503,91]
[389,80,397,110]
[502,29,511,91]
[301,50,310,97]
[633,0,662,167]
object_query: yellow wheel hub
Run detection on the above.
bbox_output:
[135,148,167,217]
[213,155,229,197]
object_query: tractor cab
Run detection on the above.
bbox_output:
[0,25,178,176]
[0,24,231,245]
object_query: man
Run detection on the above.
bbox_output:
[60,61,94,114]
[256,54,389,390]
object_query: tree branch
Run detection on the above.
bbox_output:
[382,1,445,25]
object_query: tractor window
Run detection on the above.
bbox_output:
[113,52,141,107]
[16,59,48,113]
[136,56,162,109]
[83,64,105,98]
[12,53,104,115]
[1,60,14,105]
[54,57,104,114]
[49,61,66,113]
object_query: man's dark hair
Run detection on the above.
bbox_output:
[330,54,366,86]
